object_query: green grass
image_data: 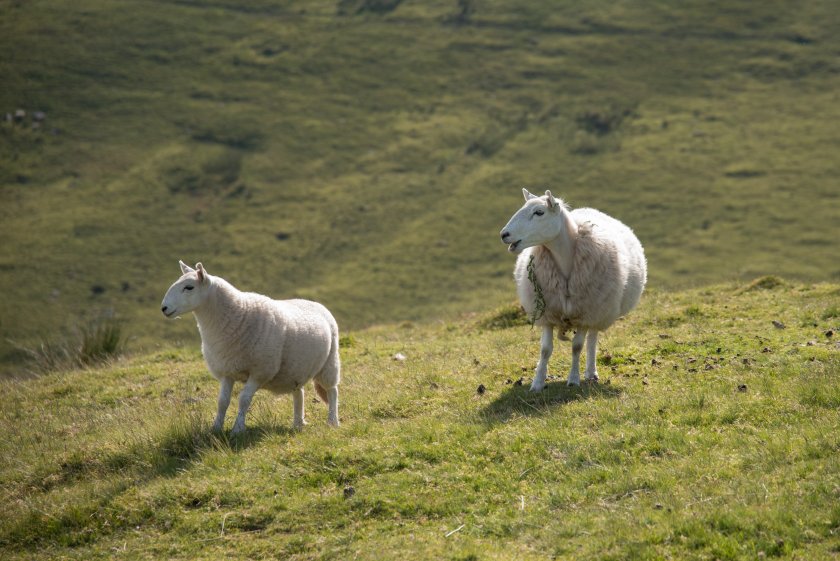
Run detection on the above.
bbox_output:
[1,280,838,559]
[2,0,840,373]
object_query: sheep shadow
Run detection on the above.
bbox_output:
[47,415,299,495]
[480,379,622,424]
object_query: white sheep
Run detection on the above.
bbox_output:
[161,261,340,433]
[500,189,647,390]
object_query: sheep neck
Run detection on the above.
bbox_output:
[192,276,247,342]
[543,211,578,281]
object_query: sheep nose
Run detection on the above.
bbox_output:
[161,306,168,313]
[501,231,511,242]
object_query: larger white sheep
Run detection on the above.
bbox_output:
[500,189,647,390]
[161,261,340,433]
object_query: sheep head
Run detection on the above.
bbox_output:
[499,189,569,254]
[161,261,210,318]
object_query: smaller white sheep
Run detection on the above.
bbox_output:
[161,261,340,433]
[500,189,647,390]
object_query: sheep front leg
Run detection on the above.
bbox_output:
[567,330,587,386]
[212,377,234,432]
[293,387,307,430]
[231,378,261,435]
[531,325,554,392]
[584,329,599,382]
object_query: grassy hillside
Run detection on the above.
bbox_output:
[1,280,838,559]
[2,0,840,373]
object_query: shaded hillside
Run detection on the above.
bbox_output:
[1,0,839,373]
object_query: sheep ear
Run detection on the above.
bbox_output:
[545,190,557,208]
[523,188,536,201]
[195,263,206,283]
[179,260,194,274]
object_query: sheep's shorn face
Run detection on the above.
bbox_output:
[500,188,568,254]
[160,261,210,318]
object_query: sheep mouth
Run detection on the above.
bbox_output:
[164,310,177,318]
[508,240,522,253]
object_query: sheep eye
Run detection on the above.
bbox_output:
[183,286,194,291]
[533,209,544,216]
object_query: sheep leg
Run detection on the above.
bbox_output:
[567,330,587,386]
[293,387,307,429]
[584,329,599,382]
[326,386,340,427]
[530,325,554,392]
[231,378,261,435]
[212,377,234,432]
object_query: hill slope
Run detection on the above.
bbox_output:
[1,280,839,559]
[2,0,840,373]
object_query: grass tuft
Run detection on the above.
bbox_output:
[742,275,786,292]
[14,316,125,374]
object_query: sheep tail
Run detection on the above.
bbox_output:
[314,381,329,403]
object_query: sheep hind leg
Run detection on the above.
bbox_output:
[584,329,599,382]
[293,386,307,430]
[315,342,341,427]
[567,330,587,387]
[231,378,261,435]
[212,377,234,432]
[530,325,554,392]
[314,380,340,427]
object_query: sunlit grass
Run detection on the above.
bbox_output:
[1,281,838,559]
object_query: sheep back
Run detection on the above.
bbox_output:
[514,208,646,333]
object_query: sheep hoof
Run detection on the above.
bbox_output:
[529,382,545,392]
[328,418,340,427]
[293,419,308,430]
[566,379,581,387]
[231,424,246,435]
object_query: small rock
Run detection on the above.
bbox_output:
[429,382,439,390]
[704,363,715,371]
[642,377,649,386]
[716,347,722,353]
[738,384,747,392]
[806,341,816,346]
[32,111,46,122]
[762,347,772,353]
[505,378,512,385]
[651,358,659,366]
[658,334,671,339]
[742,358,751,365]
[772,320,786,329]
[513,378,524,387]
[826,330,834,338]
[654,503,663,510]
[477,384,486,395]
[14,109,25,121]
[343,486,355,499]
[392,352,407,362]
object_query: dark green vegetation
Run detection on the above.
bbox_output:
[2,1,840,373]
[1,281,838,559]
